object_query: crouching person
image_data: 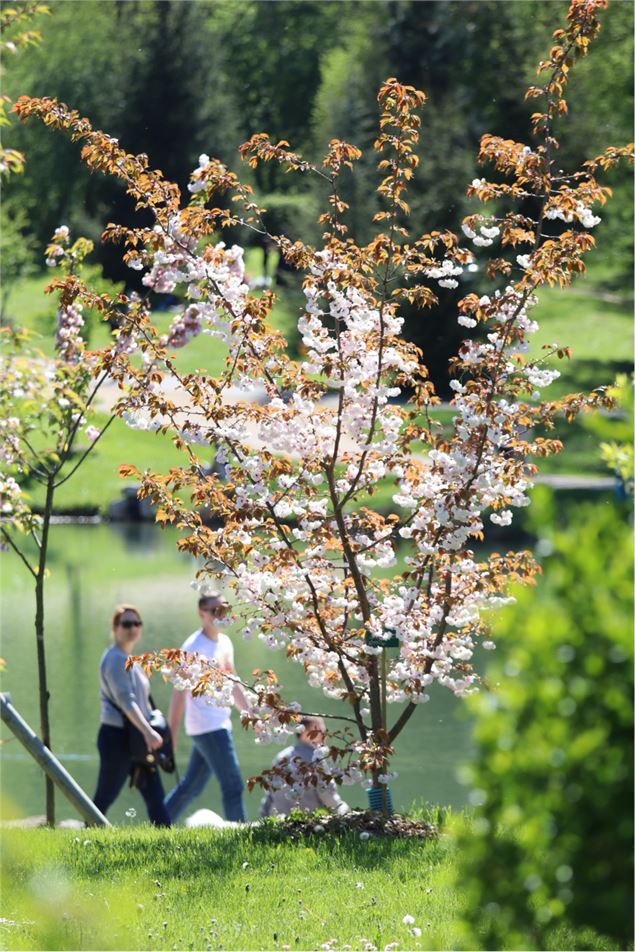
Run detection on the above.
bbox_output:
[259,715,350,818]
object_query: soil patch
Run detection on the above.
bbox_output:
[262,809,438,840]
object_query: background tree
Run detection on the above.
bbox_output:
[310,0,633,390]
[4,0,237,283]
[5,0,632,393]
[0,200,38,320]
[0,231,128,825]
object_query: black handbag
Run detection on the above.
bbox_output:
[125,696,176,774]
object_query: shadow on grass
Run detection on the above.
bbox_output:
[50,816,449,880]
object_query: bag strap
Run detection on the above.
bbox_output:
[102,657,157,717]
[101,665,126,718]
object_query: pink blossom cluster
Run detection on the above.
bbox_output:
[0,416,21,467]
[45,224,70,267]
[0,473,41,532]
[56,302,84,361]
[137,214,248,353]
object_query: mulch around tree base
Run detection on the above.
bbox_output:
[265,809,438,840]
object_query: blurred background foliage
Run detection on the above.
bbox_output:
[455,481,633,948]
[451,370,634,950]
[3,0,633,391]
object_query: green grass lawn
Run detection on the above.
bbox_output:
[530,285,632,369]
[0,820,620,952]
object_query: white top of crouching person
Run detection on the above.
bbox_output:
[259,715,350,818]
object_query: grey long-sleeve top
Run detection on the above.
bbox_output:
[259,741,350,818]
[99,644,153,727]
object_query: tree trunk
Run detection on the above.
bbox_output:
[35,476,55,825]
[380,649,389,816]
[368,651,391,816]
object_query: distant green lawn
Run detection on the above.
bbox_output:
[21,412,185,513]
[529,284,632,400]
[530,286,632,365]
[4,266,629,513]
[0,821,620,952]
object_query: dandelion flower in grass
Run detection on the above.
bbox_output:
[402,914,415,925]
[359,831,370,841]
[355,882,364,889]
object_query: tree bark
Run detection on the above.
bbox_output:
[35,476,55,825]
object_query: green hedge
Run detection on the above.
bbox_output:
[458,497,633,950]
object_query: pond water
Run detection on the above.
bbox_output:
[1,522,475,824]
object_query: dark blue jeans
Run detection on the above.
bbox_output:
[93,724,171,827]
[165,728,246,822]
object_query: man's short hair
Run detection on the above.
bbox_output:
[300,715,326,738]
[198,593,228,615]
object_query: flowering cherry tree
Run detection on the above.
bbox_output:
[0,226,135,823]
[10,0,633,810]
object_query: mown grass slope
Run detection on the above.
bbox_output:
[0,820,621,952]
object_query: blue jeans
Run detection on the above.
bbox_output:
[93,724,171,827]
[165,728,246,822]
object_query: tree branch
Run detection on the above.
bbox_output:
[54,414,116,489]
[1,528,37,578]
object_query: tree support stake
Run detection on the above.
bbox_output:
[0,692,110,827]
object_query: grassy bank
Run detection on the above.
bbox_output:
[0,820,620,952]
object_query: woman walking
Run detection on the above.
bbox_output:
[93,603,170,826]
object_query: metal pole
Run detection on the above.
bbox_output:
[0,693,110,827]
[381,648,387,731]
[381,649,387,816]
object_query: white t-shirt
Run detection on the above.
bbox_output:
[181,629,235,736]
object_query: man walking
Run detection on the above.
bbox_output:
[165,594,250,822]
